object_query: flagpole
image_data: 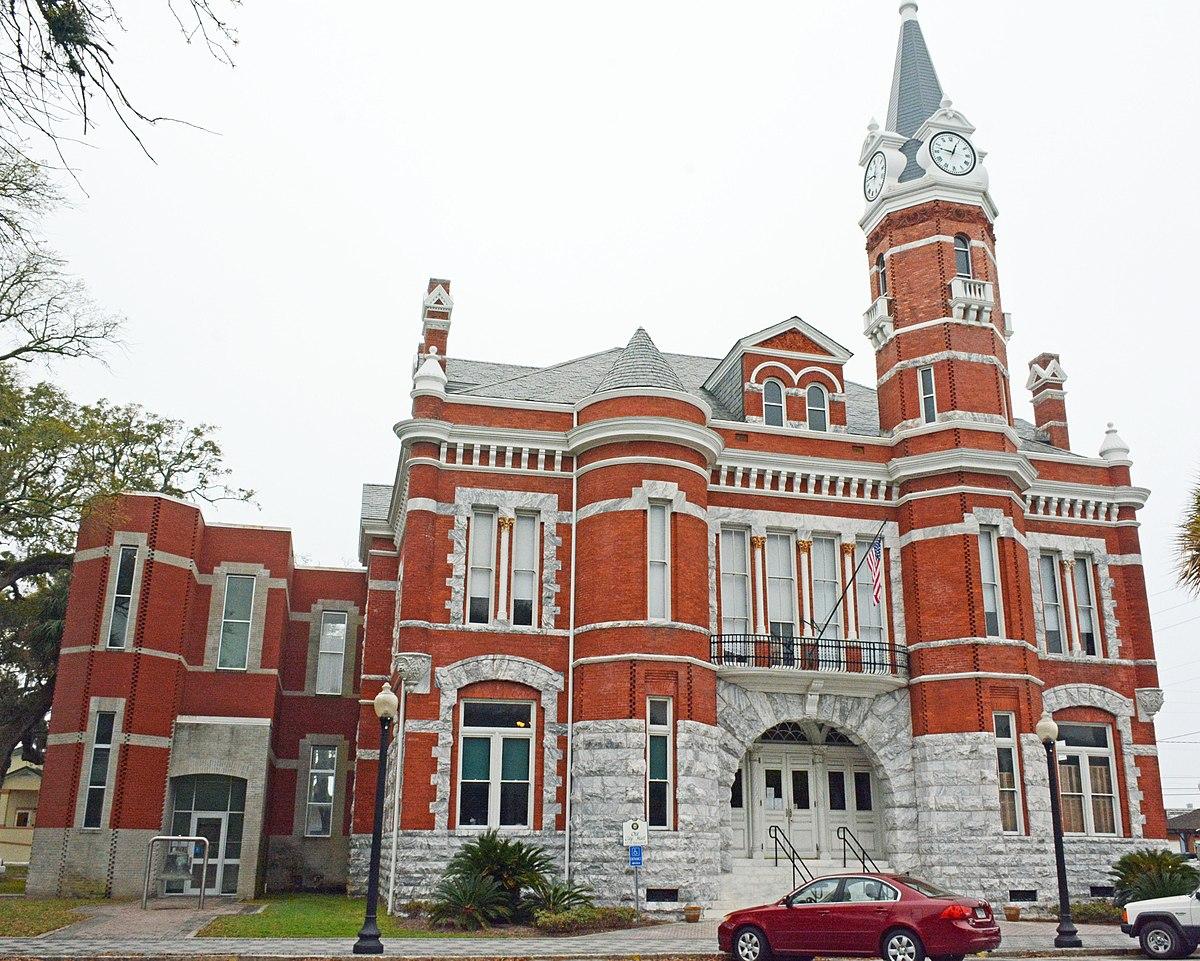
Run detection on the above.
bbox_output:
[803,517,889,641]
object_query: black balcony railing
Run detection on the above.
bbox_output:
[709,634,908,677]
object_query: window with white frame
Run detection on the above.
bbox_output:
[1039,553,1065,654]
[1057,722,1119,836]
[918,366,937,425]
[812,536,842,640]
[993,712,1023,833]
[305,745,337,836]
[763,379,785,428]
[315,611,348,694]
[1073,557,1100,656]
[217,575,256,670]
[954,233,972,278]
[82,711,115,828]
[977,526,1003,637]
[806,385,829,432]
[647,502,671,620]
[647,697,673,829]
[719,528,750,635]
[765,532,796,637]
[511,513,539,627]
[467,510,496,625]
[854,539,887,668]
[457,701,533,829]
[107,545,138,649]
[876,253,888,297]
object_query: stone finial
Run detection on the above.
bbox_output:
[412,353,448,395]
[1099,422,1131,461]
[899,2,919,21]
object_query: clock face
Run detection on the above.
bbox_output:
[863,151,886,201]
[929,132,976,175]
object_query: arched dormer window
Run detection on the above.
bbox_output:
[806,384,828,432]
[763,379,785,427]
[953,234,972,278]
[876,253,888,297]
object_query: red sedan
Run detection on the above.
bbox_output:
[716,873,1000,961]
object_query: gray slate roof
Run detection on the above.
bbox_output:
[1167,808,1200,832]
[360,483,392,522]
[887,14,944,138]
[595,328,686,393]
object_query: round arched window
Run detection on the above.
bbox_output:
[806,384,828,432]
[953,234,972,278]
[763,379,785,427]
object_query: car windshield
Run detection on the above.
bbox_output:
[898,876,960,899]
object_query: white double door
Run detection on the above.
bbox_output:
[749,746,879,861]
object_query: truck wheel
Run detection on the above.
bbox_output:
[1140,920,1185,960]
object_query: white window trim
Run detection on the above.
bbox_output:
[304,744,337,837]
[1038,552,1065,654]
[762,379,786,428]
[646,697,673,831]
[954,234,973,278]
[82,711,116,829]
[456,699,535,832]
[765,530,797,636]
[876,254,888,297]
[509,512,540,628]
[217,574,256,671]
[918,365,937,425]
[1072,556,1101,657]
[719,527,751,636]
[467,509,497,625]
[854,538,889,651]
[811,534,842,641]
[107,545,139,649]
[647,501,671,622]
[805,384,829,433]
[978,526,1005,638]
[1057,722,1122,837]
[314,610,348,695]
[993,711,1024,834]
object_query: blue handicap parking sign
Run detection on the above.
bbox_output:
[628,844,643,867]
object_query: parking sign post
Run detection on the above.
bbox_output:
[623,819,648,921]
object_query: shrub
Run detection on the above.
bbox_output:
[445,830,554,917]
[1070,900,1123,924]
[533,905,639,934]
[524,878,594,914]
[1110,848,1200,906]
[396,899,431,917]
[428,872,510,930]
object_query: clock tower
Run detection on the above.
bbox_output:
[859,1,1013,439]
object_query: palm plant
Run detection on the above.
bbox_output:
[428,873,510,929]
[1110,848,1200,906]
[445,830,555,917]
[1179,480,1200,594]
[524,877,594,914]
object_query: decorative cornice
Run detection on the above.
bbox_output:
[567,416,724,465]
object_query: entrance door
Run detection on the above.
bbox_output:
[185,813,226,895]
[755,750,818,858]
[824,764,879,859]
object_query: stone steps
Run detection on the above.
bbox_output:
[707,857,894,919]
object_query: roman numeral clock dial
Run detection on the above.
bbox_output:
[929,131,976,175]
[863,151,886,201]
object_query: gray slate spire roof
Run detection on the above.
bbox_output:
[595,327,686,393]
[886,3,943,138]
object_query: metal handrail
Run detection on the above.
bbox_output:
[710,634,907,677]
[768,825,814,890]
[836,825,880,874]
[143,835,209,909]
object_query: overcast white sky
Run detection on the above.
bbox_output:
[33,1,1200,808]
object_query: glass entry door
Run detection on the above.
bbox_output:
[185,813,226,895]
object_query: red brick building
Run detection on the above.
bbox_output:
[28,2,1167,910]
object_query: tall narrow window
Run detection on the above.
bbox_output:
[218,575,255,670]
[468,510,496,624]
[511,513,538,627]
[647,503,670,620]
[918,365,937,425]
[647,697,672,829]
[1039,553,1064,654]
[993,712,1023,833]
[315,611,348,695]
[107,546,138,649]
[812,536,842,640]
[806,385,829,432]
[1073,557,1099,656]
[1057,723,1118,835]
[719,528,750,635]
[83,711,115,828]
[765,532,796,637]
[457,701,533,829]
[978,526,1003,638]
[305,745,337,836]
[763,379,785,427]
[855,539,886,670]
[876,253,888,297]
[954,234,972,278]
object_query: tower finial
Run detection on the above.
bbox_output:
[899,2,919,20]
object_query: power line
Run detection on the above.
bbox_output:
[1158,614,1200,633]
[1152,598,1197,617]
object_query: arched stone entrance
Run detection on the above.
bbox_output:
[716,681,918,873]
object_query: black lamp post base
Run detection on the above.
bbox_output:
[1054,922,1082,949]
[353,922,384,954]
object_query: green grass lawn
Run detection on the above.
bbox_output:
[196,893,472,939]
[0,864,28,894]
[0,898,98,937]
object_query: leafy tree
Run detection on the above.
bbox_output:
[1179,480,1200,595]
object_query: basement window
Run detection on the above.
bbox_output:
[645,888,679,903]
[1008,889,1037,903]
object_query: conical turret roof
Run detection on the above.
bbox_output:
[886,3,944,137]
[595,328,686,393]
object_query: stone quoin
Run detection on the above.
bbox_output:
[27,3,1167,913]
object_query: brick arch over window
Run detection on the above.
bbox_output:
[430,655,564,833]
[1041,683,1144,837]
[714,682,918,870]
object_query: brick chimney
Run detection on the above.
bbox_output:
[416,278,452,371]
[1026,352,1070,449]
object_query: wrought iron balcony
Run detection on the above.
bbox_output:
[710,634,908,683]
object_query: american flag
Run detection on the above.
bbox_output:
[866,537,884,606]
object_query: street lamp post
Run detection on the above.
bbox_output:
[354,681,399,955]
[1036,711,1082,949]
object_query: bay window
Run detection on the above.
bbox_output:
[647,697,673,829]
[1057,722,1119,836]
[457,700,533,829]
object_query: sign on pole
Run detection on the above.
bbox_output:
[622,818,648,847]
[628,844,643,867]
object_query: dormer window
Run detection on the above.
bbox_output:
[876,254,888,297]
[763,379,785,427]
[806,385,829,432]
[954,234,972,278]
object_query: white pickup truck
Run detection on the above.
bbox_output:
[1122,886,1200,958]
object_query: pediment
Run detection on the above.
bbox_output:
[741,317,852,363]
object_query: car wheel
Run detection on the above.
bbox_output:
[881,927,926,961]
[732,925,771,961]
[1140,921,1184,960]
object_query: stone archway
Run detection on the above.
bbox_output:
[716,681,918,871]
